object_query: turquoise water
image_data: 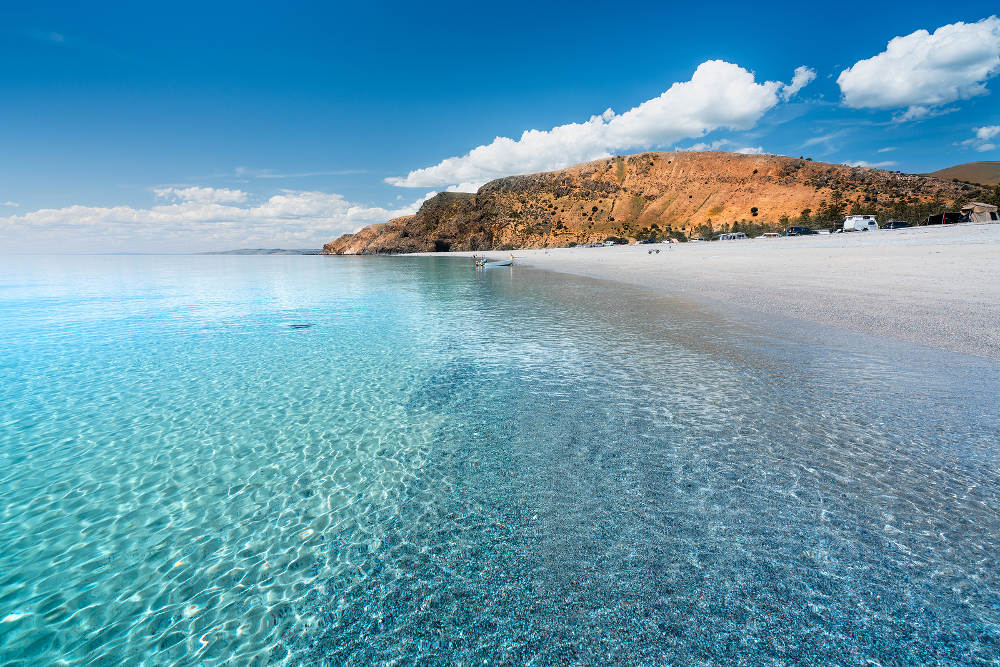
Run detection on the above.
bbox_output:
[1,255,998,665]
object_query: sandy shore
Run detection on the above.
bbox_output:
[419,224,1000,358]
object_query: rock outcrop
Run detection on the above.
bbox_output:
[324,151,984,254]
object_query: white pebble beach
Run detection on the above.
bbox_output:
[420,223,1000,358]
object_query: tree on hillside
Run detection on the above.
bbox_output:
[816,199,846,226]
[986,184,1000,208]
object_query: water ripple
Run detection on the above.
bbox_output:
[0,255,997,665]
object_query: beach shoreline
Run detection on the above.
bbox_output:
[413,224,1000,358]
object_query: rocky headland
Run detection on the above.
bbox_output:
[324,151,987,254]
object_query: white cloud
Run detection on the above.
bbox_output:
[1,189,432,253]
[975,125,1000,139]
[877,146,897,153]
[679,140,726,152]
[30,31,65,43]
[843,160,898,168]
[893,105,958,122]
[781,66,816,101]
[2,201,19,207]
[837,16,1000,119]
[445,182,490,193]
[801,130,847,150]
[387,60,809,189]
[897,106,930,121]
[675,139,764,154]
[153,186,249,204]
[960,125,1000,152]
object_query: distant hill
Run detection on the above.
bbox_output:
[324,151,988,254]
[928,162,1000,185]
[200,248,322,255]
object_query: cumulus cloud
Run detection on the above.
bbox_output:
[960,125,1000,152]
[153,186,249,204]
[843,160,898,168]
[837,16,1000,119]
[387,60,809,190]
[1,189,433,253]
[781,66,817,101]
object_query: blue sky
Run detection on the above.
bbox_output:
[1,1,998,251]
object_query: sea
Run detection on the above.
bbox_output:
[1,255,998,665]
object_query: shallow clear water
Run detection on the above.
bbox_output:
[1,255,998,665]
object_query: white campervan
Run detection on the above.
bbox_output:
[842,215,878,232]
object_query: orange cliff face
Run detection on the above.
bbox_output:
[323,151,982,254]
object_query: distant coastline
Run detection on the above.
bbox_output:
[198,248,322,255]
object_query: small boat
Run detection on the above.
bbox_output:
[474,255,514,268]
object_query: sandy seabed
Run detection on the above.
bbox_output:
[420,224,1000,358]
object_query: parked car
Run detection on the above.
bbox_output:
[786,226,818,236]
[885,220,909,229]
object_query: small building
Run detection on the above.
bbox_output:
[960,202,999,223]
